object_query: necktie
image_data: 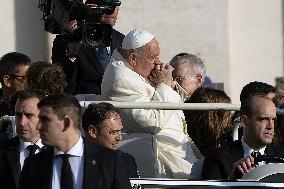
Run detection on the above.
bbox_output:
[27,145,38,157]
[60,154,74,189]
[251,151,261,158]
[251,151,262,166]
[97,47,110,72]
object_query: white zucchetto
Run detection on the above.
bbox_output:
[122,29,155,50]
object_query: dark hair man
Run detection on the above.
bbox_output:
[52,3,124,94]
[240,81,276,102]
[232,81,276,140]
[82,102,139,178]
[0,52,31,117]
[19,94,131,189]
[0,90,44,189]
[202,94,284,180]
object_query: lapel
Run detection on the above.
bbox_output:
[78,29,124,77]
[6,137,21,188]
[83,140,101,189]
[111,29,119,53]
[111,29,124,54]
[79,46,103,75]
[265,144,284,156]
[38,148,54,189]
[265,144,273,156]
[228,141,244,166]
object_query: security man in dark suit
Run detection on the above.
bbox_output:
[19,94,131,189]
[82,102,139,178]
[52,1,124,94]
[202,94,284,180]
[0,90,45,189]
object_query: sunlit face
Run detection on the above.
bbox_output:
[243,96,276,149]
[94,112,123,150]
[172,60,201,97]
[37,106,65,147]
[15,97,40,144]
[133,38,160,78]
[100,6,120,26]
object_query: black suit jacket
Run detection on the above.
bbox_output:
[52,29,124,94]
[0,137,21,189]
[19,140,131,189]
[201,140,284,180]
[118,150,139,178]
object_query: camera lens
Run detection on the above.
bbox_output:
[82,23,112,47]
[83,24,104,46]
[86,28,103,42]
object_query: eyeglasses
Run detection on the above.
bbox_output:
[148,54,160,62]
[9,74,26,83]
[173,75,195,82]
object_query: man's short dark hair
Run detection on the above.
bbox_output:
[25,61,67,96]
[82,102,120,132]
[0,52,31,79]
[240,94,267,117]
[38,93,81,128]
[6,90,44,116]
[240,81,276,103]
[15,90,45,103]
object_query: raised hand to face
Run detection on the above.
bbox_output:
[149,63,176,88]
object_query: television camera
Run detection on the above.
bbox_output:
[38,0,121,47]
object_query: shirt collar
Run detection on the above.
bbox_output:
[241,138,266,157]
[54,136,84,157]
[19,138,44,152]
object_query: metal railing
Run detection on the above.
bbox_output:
[80,101,241,111]
[80,101,284,115]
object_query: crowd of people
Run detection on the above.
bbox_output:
[0,1,284,189]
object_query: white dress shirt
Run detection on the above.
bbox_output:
[241,138,266,166]
[52,136,84,189]
[19,138,44,170]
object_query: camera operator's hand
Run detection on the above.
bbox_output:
[63,20,82,58]
[64,20,78,34]
[150,63,175,88]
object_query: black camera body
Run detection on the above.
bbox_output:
[38,0,121,47]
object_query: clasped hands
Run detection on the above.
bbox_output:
[149,63,176,88]
[229,155,257,180]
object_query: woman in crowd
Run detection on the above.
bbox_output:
[184,87,232,155]
[24,61,67,95]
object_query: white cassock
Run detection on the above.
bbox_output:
[101,49,203,179]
